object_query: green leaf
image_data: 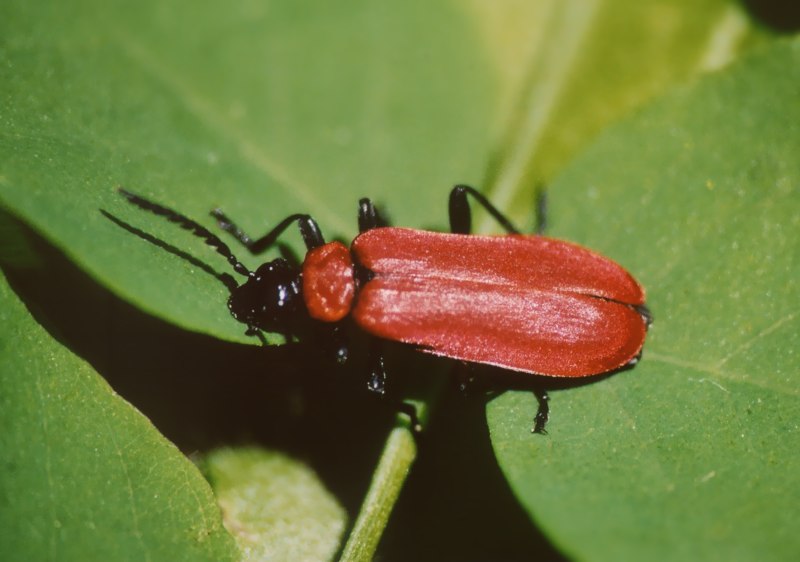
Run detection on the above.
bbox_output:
[0,0,494,344]
[489,39,800,560]
[0,270,239,562]
[202,447,346,562]
[0,1,765,343]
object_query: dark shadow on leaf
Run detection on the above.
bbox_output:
[2,210,567,560]
[382,370,567,562]
[1,211,392,508]
[740,0,800,32]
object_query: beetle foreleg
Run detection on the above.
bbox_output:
[244,325,268,346]
[211,210,326,253]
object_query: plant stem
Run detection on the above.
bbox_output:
[338,423,417,561]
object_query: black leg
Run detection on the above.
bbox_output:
[364,340,422,432]
[453,362,479,394]
[326,324,349,365]
[366,341,387,395]
[358,198,390,233]
[532,388,550,434]
[448,184,521,235]
[211,209,326,253]
[244,325,268,346]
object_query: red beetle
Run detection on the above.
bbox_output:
[118,185,650,433]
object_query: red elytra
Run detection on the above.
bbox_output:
[303,227,647,377]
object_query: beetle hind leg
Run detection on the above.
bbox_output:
[448,184,521,235]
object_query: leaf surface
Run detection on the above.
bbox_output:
[0,271,239,562]
[0,0,493,343]
[489,39,800,561]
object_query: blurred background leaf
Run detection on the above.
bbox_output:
[471,0,767,225]
[202,447,346,561]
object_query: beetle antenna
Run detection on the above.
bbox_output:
[118,188,252,278]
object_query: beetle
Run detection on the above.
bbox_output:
[118,185,651,433]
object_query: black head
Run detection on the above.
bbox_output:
[228,258,303,332]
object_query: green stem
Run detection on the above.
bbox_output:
[338,424,417,561]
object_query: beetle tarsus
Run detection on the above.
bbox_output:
[245,326,268,346]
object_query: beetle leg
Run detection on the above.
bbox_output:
[364,341,422,432]
[448,184,521,234]
[357,198,390,232]
[453,362,479,394]
[325,323,349,365]
[532,388,550,434]
[244,325,268,346]
[211,210,326,252]
[366,347,387,395]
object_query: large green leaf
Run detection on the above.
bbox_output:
[0,270,239,561]
[0,0,494,344]
[0,0,763,344]
[489,39,800,560]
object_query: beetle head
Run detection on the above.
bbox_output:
[228,258,303,332]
